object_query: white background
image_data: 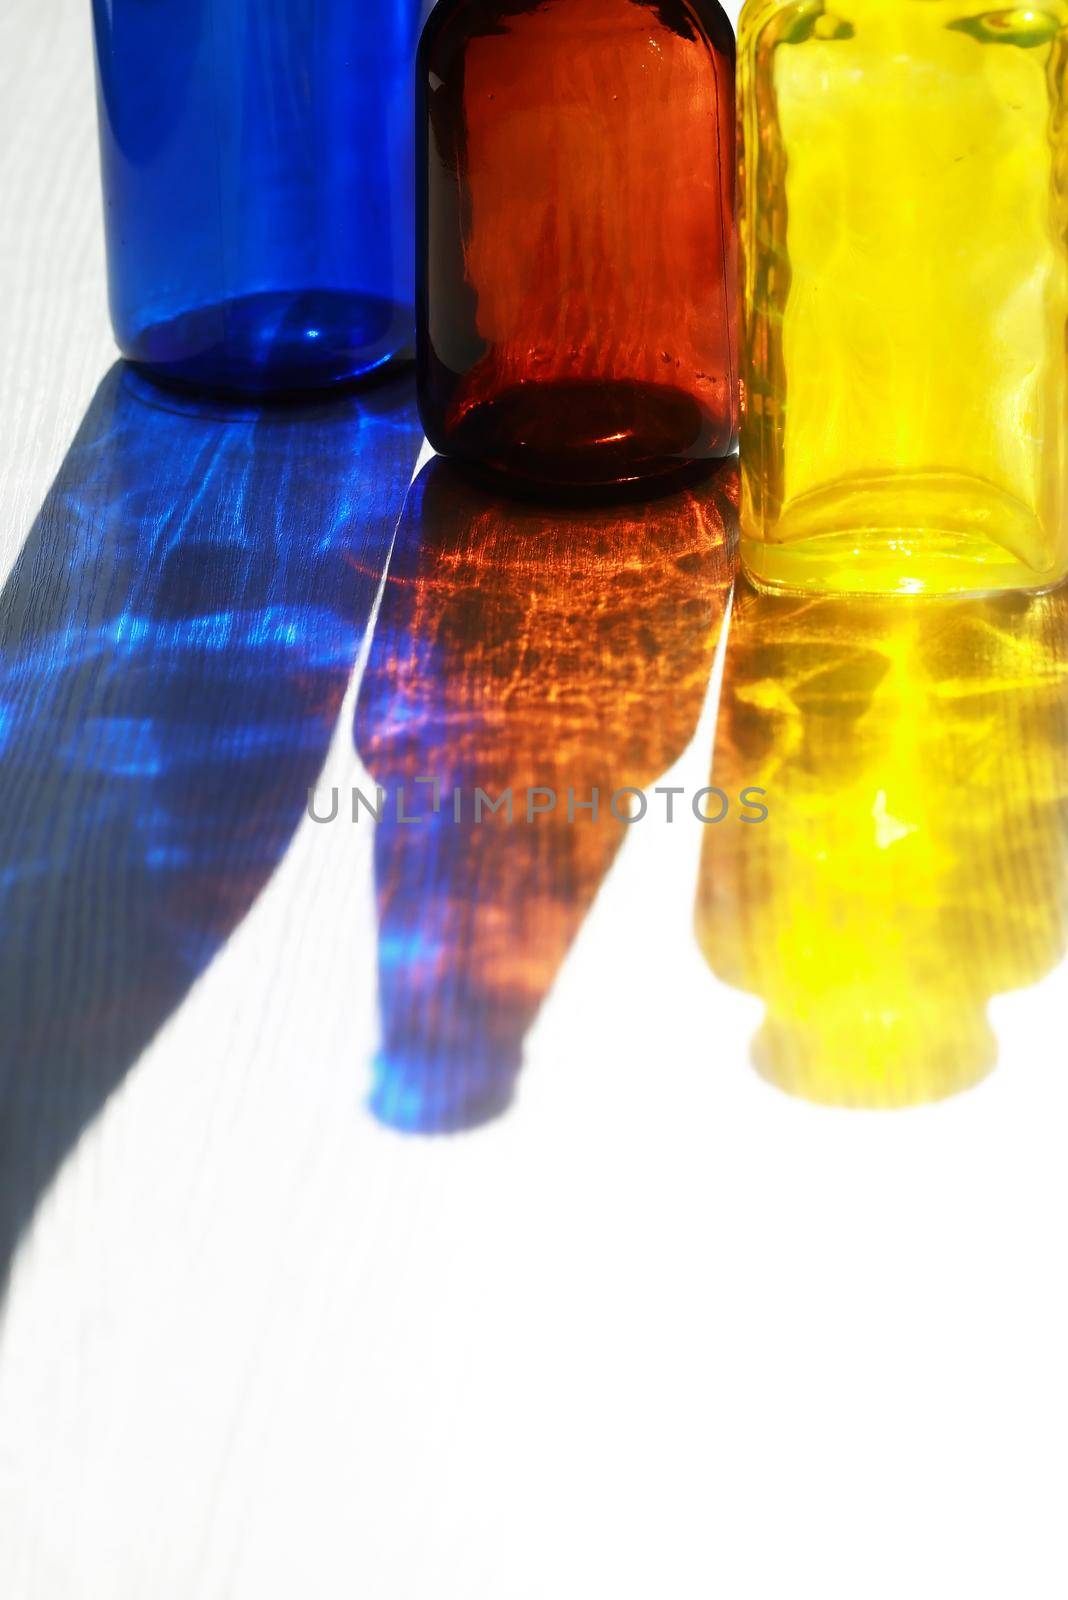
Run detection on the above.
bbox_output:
[2,3,1068,1597]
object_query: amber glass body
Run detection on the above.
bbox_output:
[417,0,738,488]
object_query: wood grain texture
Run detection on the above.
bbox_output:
[0,1,117,594]
[4,10,1068,1600]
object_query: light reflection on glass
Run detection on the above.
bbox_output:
[696,577,1068,1107]
[356,458,739,1132]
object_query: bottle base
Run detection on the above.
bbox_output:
[121,287,413,400]
[439,378,736,489]
[741,471,1068,598]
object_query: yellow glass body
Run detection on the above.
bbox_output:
[738,0,1068,596]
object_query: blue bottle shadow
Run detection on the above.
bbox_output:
[355,456,739,1133]
[0,363,421,1294]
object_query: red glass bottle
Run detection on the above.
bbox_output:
[418,0,738,488]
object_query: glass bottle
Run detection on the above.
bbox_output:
[417,0,738,488]
[92,0,421,398]
[739,0,1068,596]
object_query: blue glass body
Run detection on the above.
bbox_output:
[92,0,420,397]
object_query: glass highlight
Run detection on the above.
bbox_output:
[418,0,738,487]
[738,0,1068,596]
[92,0,421,397]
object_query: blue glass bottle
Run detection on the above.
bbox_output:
[92,0,420,397]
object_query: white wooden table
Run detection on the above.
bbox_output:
[2,6,1068,1598]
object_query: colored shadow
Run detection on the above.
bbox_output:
[0,364,421,1293]
[696,577,1068,1106]
[355,457,739,1131]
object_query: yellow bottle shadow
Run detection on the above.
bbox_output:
[697,575,1068,1107]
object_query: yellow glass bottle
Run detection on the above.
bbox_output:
[738,0,1068,596]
